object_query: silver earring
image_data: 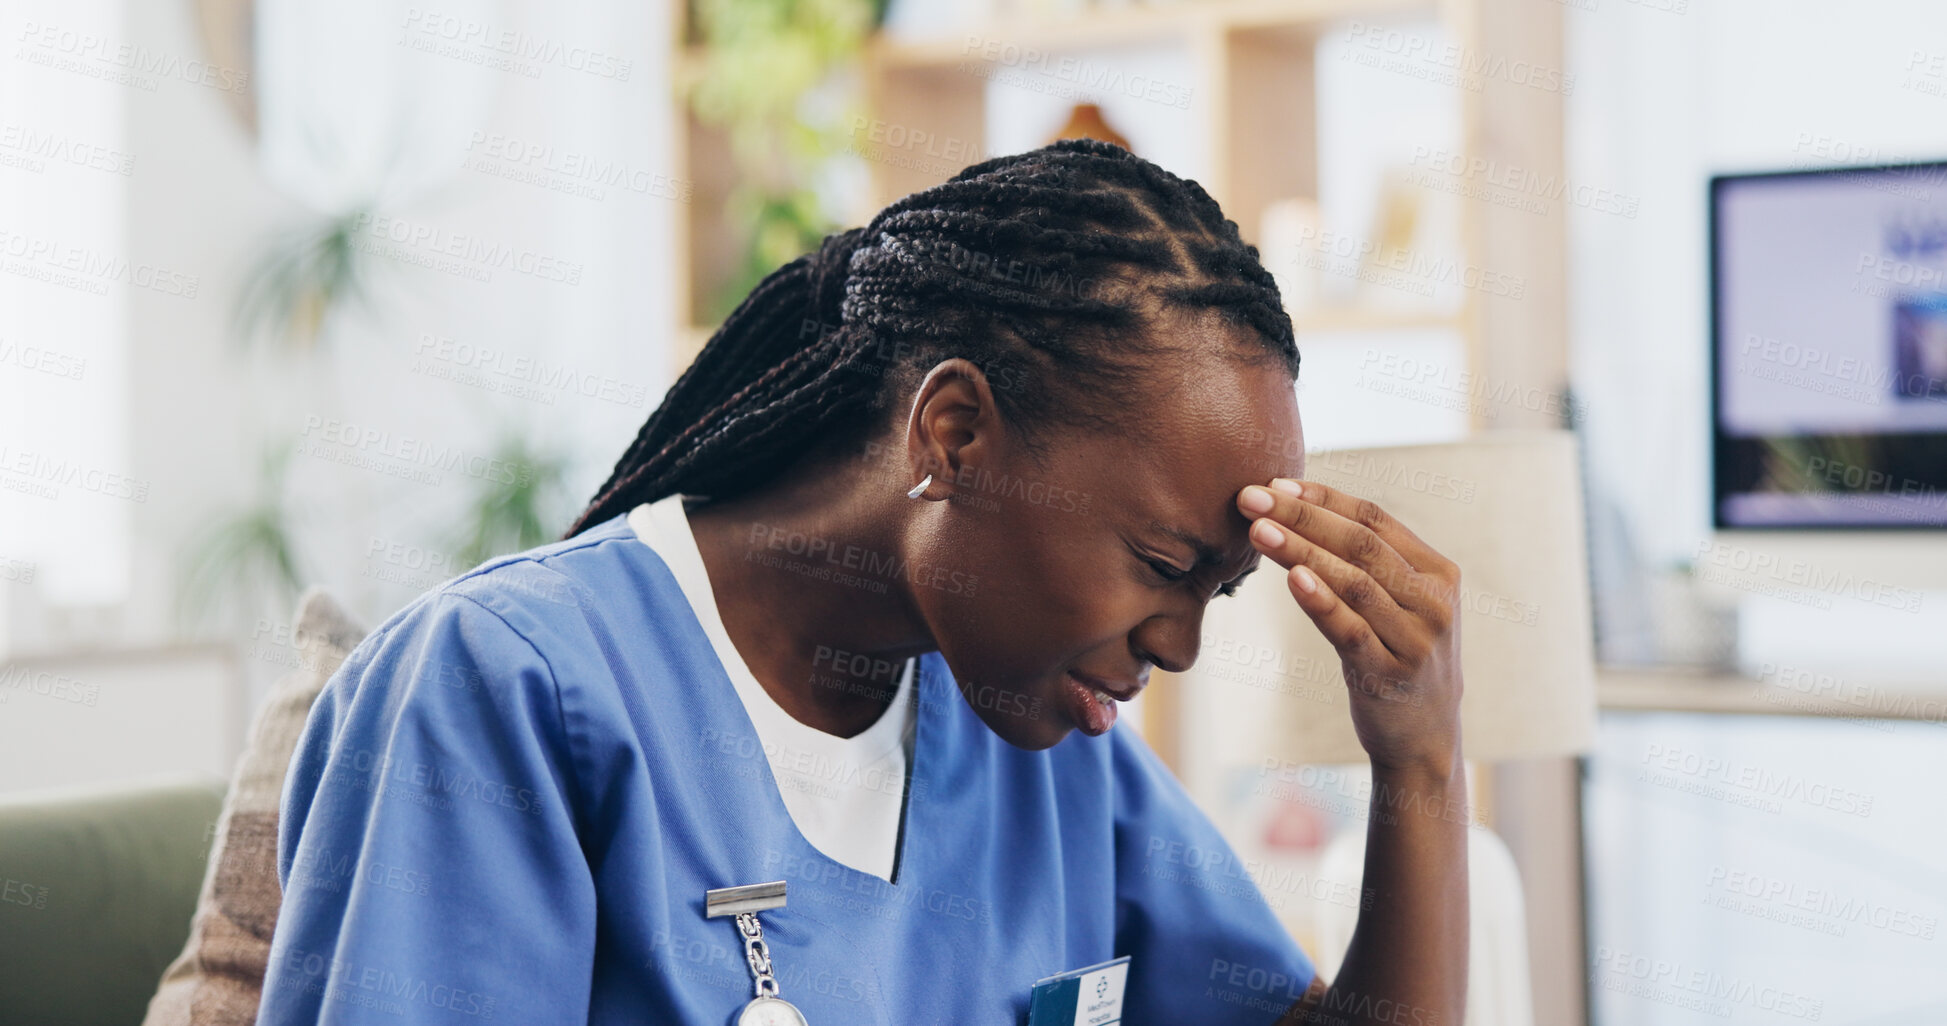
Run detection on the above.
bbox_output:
[906,473,933,499]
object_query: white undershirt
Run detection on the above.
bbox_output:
[627,493,916,882]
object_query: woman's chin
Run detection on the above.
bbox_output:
[967,701,1073,751]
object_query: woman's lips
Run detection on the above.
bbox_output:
[1063,671,1120,736]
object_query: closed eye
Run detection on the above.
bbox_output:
[1145,557,1191,585]
[1145,557,1249,599]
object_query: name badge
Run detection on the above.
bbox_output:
[1027,956,1129,1026]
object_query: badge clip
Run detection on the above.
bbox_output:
[705,880,787,917]
[704,881,806,1025]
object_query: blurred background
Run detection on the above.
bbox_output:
[3,0,1945,1023]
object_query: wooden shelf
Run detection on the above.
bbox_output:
[676,0,1568,390]
[870,0,1438,69]
[1597,664,1947,723]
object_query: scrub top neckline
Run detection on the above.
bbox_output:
[642,494,916,760]
[626,496,930,887]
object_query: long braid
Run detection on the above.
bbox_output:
[565,138,1298,538]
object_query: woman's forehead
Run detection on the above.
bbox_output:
[1053,364,1301,553]
[1123,358,1304,478]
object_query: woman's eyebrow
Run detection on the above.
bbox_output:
[1146,519,1229,567]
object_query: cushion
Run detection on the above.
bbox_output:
[141,586,366,1026]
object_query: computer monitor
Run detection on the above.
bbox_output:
[1710,161,1947,530]
[1705,162,1947,601]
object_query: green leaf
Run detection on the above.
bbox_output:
[446,431,573,570]
[686,0,874,319]
[175,442,306,633]
[232,208,372,352]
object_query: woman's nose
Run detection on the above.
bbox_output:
[1131,607,1200,675]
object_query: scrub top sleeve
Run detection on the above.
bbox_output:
[1110,727,1319,1026]
[260,591,596,1025]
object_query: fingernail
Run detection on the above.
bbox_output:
[1238,486,1275,515]
[1252,519,1285,546]
[1270,478,1304,499]
[1294,566,1318,593]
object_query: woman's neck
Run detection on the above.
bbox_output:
[682,452,937,738]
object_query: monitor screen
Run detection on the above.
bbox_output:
[1711,163,1947,528]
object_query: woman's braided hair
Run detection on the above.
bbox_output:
[565,138,1299,537]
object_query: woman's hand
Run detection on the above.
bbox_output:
[1234,478,1464,777]
[1240,477,1472,1026]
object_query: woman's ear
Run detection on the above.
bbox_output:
[905,358,1004,490]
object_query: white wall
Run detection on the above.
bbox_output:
[1566,0,1947,680]
[1,0,679,790]
[2,0,136,620]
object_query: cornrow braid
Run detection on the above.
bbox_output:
[565,138,1299,538]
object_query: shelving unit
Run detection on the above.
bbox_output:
[670,0,1569,432]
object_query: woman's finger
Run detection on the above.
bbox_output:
[1279,478,1459,580]
[1282,563,1395,670]
[1238,484,1435,623]
[1246,514,1419,655]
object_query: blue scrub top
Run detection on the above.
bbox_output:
[260,512,1317,1025]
